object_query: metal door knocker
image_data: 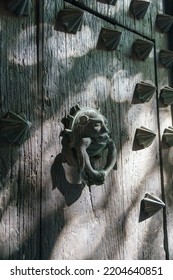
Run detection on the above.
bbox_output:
[60,105,117,186]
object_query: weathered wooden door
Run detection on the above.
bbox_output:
[0,0,173,260]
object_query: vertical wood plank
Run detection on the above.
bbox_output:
[41,0,165,259]
[0,2,41,259]
[155,0,173,260]
[0,0,171,260]
[89,28,165,259]
[40,0,96,259]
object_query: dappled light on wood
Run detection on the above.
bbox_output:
[50,214,106,259]
[9,26,37,66]
[0,0,172,260]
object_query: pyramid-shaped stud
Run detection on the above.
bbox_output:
[0,111,32,145]
[134,81,156,102]
[132,39,153,60]
[130,0,150,20]
[8,0,32,16]
[160,86,173,105]
[99,28,122,51]
[55,8,84,34]
[156,14,173,33]
[141,193,165,220]
[135,126,156,148]
[162,126,173,147]
[159,50,173,68]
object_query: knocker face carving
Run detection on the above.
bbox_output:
[61,105,117,186]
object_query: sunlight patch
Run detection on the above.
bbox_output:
[50,213,106,259]
[47,26,94,60]
[9,26,37,66]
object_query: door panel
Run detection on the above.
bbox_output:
[0,2,41,259]
[0,0,172,259]
[41,0,165,259]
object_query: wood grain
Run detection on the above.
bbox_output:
[0,1,41,259]
[40,0,165,259]
[0,0,172,259]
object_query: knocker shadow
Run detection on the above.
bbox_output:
[51,153,84,206]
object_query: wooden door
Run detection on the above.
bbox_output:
[0,0,172,259]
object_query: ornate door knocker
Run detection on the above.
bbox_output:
[60,105,117,186]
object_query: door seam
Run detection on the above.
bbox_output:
[64,0,155,42]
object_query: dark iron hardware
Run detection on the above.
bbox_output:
[162,126,173,147]
[55,7,84,34]
[159,50,173,68]
[160,86,173,105]
[140,193,165,221]
[130,0,150,20]
[135,127,156,148]
[60,105,117,186]
[0,111,32,145]
[134,81,156,102]
[97,28,122,51]
[132,39,153,61]
[156,14,173,33]
[8,0,32,16]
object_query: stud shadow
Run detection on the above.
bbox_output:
[96,0,117,5]
[132,129,144,151]
[158,96,168,108]
[161,128,173,149]
[131,89,144,104]
[161,137,170,149]
[139,200,148,222]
